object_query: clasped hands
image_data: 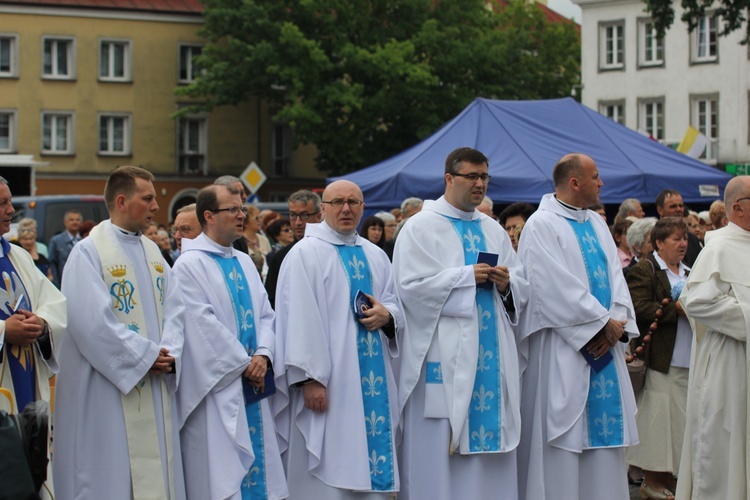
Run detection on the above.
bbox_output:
[587,318,627,360]
[243,354,269,392]
[473,263,510,293]
[4,310,45,345]
[149,347,175,375]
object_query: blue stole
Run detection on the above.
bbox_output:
[209,253,269,499]
[445,216,502,453]
[0,239,35,412]
[335,244,395,491]
[566,218,624,447]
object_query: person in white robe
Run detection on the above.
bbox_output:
[173,184,287,500]
[53,166,186,500]
[677,175,750,500]
[273,180,403,499]
[393,147,530,500]
[517,154,639,500]
[0,177,66,500]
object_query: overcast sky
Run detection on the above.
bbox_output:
[546,0,582,23]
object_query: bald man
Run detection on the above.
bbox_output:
[273,180,404,499]
[677,176,750,500]
[517,154,639,500]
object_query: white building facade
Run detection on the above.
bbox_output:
[572,0,750,167]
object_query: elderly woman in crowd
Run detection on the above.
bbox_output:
[14,227,53,280]
[360,215,386,248]
[243,205,272,256]
[625,217,691,500]
[623,217,657,276]
[16,217,49,257]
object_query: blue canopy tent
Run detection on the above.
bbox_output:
[330,97,732,211]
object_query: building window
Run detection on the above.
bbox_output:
[0,110,17,153]
[599,22,625,70]
[178,116,207,175]
[691,15,718,63]
[638,20,664,66]
[42,37,75,79]
[99,113,131,155]
[41,112,74,155]
[599,101,625,125]
[272,123,292,177]
[100,40,132,81]
[691,95,719,163]
[178,44,203,83]
[638,99,664,140]
[0,34,19,78]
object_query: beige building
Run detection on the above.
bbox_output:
[0,0,324,223]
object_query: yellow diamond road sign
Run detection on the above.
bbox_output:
[240,162,266,194]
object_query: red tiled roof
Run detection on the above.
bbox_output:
[0,0,203,14]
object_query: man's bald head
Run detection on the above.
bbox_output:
[322,180,365,234]
[725,176,750,226]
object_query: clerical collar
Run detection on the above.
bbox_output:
[555,196,585,211]
[112,223,141,237]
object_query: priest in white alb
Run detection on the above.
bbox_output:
[173,184,287,500]
[53,166,186,500]
[274,179,403,499]
[517,154,639,500]
[0,177,66,499]
[393,147,529,499]
[677,175,750,500]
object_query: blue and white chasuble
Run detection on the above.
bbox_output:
[335,245,396,491]
[0,238,34,412]
[443,216,503,453]
[566,219,625,448]
[210,254,270,499]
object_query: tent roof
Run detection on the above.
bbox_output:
[331,97,731,210]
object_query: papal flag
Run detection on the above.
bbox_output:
[677,126,709,159]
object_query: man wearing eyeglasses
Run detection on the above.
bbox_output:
[264,190,322,308]
[171,203,201,255]
[393,147,529,500]
[274,180,403,499]
[173,184,287,500]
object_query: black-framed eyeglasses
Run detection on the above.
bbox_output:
[450,172,491,182]
[321,198,363,208]
[211,206,248,215]
[289,211,320,221]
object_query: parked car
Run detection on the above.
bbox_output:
[9,195,108,245]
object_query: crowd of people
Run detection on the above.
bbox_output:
[1,148,748,500]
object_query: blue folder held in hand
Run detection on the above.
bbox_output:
[242,366,276,405]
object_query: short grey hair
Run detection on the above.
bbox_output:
[288,190,322,212]
[214,175,242,186]
[617,198,642,219]
[0,176,7,186]
[176,203,196,215]
[481,196,493,210]
[157,229,170,239]
[401,197,423,213]
[374,211,396,223]
[626,217,657,251]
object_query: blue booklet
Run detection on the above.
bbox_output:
[476,252,499,290]
[353,290,373,319]
[242,366,276,405]
[579,340,613,373]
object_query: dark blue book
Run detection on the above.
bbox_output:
[243,367,276,405]
[580,340,613,374]
[353,290,373,319]
[476,252,499,290]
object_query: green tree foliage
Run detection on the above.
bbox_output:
[644,0,749,45]
[176,0,581,175]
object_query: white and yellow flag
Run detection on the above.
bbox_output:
[677,126,709,159]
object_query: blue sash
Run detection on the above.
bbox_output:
[209,254,269,499]
[445,216,502,453]
[566,218,624,447]
[0,240,35,412]
[335,245,395,491]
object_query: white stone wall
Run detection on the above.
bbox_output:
[572,0,750,165]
